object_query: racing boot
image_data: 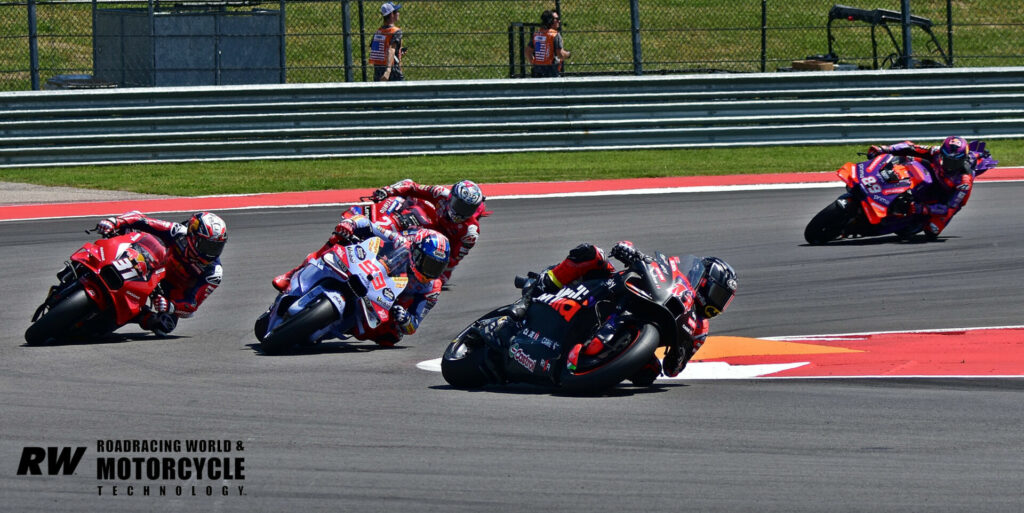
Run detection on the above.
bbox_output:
[272,267,299,292]
[139,311,177,337]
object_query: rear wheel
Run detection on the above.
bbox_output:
[259,298,338,355]
[805,200,852,245]
[559,323,660,394]
[24,287,97,345]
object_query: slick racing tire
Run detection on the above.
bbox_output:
[441,336,490,389]
[559,323,660,395]
[805,201,850,245]
[259,298,338,355]
[24,287,96,345]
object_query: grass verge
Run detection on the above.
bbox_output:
[1,140,1022,197]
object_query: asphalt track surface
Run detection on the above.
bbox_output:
[3,183,1023,512]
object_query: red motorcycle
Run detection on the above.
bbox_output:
[25,230,169,345]
[343,195,436,235]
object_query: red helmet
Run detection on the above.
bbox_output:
[184,212,227,266]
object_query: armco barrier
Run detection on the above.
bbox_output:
[2,67,1024,168]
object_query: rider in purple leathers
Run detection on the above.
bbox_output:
[867,136,979,239]
[332,214,450,346]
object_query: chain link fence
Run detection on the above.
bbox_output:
[1,0,1022,91]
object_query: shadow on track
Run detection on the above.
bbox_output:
[246,342,407,356]
[428,382,684,397]
[21,332,185,347]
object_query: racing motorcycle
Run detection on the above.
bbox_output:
[25,230,169,345]
[344,195,434,235]
[804,140,997,244]
[441,251,701,394]
[254,236,408,354]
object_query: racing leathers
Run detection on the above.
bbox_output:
[531,241,709,381]
[869,140,976,237]
[374,179,482,284]
[97,211,222,334]
[329,214,443,346]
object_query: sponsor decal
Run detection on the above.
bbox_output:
[355,246,367,261]
[15,439,247,498]
[509,344,536,372]
[382,288,396,302]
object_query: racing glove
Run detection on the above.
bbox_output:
[610,241,645,265]
[372,186,394,202]
[96,217,120,237]
[867,145,890,158]
[331,221,356,244]
[391,305,414,334]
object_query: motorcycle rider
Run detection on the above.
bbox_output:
[96,211,227,336]
[327,214,450,346]
[867,136,980,239]
[271,179,485,291]
[370,179,486,284]
[526,241,738,385]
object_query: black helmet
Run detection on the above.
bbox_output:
[682,256,737,318]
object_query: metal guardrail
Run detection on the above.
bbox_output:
[2,67,1024,168]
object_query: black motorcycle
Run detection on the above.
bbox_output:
[441,252,702,394]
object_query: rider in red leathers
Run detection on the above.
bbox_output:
[867,136,981,239]
[528,241,738,384]
[272,179,486,292]
[96,211,227,335]
[370,179,486,284]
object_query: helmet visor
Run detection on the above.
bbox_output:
[702,280,735,318]
[193,237,225,260]
[448,195,478,223]
[941,154,967,175]
[412,249,446,280]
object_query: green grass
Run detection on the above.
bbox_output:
[2,0,1022,90]
[1,140,1021,197]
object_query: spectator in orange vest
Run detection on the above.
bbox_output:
[527,10,571,78]
[370,3,405,81]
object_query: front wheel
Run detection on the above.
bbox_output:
[259,298,338,355]
[559,323,660,394]
[25,287,97,345]
[441,335,491,389]
[805,200,853,245]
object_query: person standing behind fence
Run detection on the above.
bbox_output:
[527,10,571,77]
[370,2,404,81]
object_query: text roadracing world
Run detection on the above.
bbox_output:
[17,439,248,498]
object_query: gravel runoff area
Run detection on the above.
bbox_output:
[0,181,169,205]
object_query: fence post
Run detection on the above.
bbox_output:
[946,0,954,66]
[28,0,39,90]
[279,0,287,83]
[901,0,913,68]
[629,0,642,75]
[760,0,767,72]
[342,0,353,81]
[358,0,366,81]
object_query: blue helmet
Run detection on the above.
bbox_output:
[446,180,484,223]
[410,229,450,283]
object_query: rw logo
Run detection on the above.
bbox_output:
[16,447,87,476]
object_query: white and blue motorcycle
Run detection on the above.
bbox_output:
[254,237,408,354]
